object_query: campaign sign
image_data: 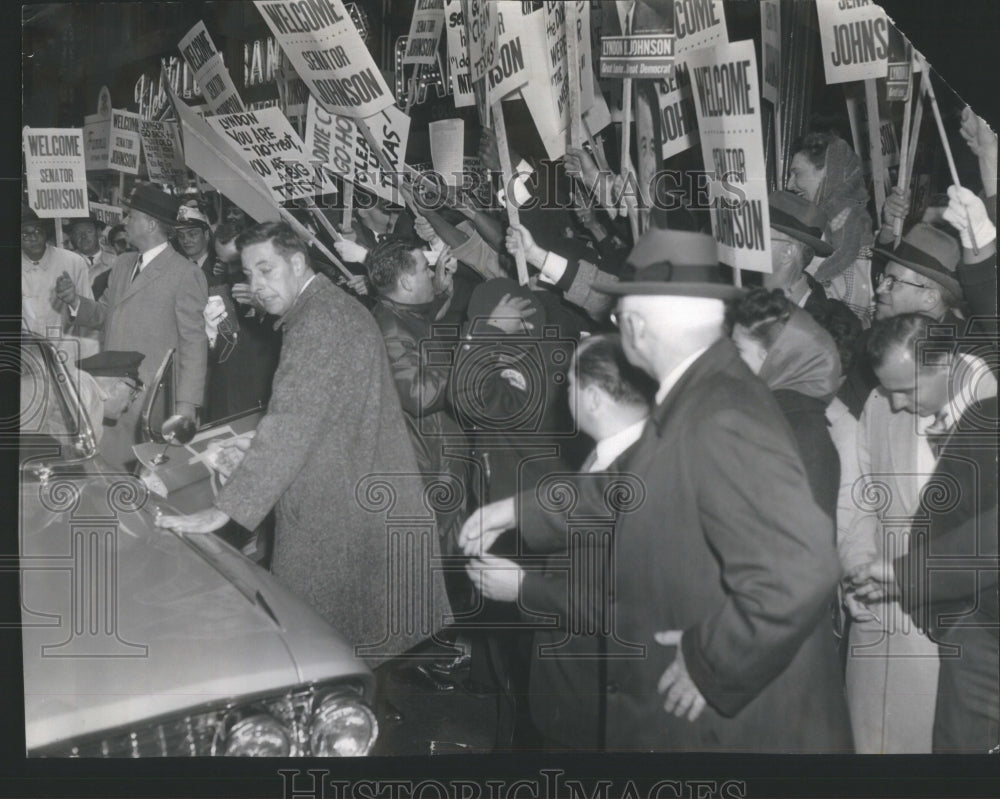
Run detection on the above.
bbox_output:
[179,21,245,114]
[305,93,354,188]
[674,0,727,55]
[657,63,697,160]
[600,35,674,78]
[485,3,532,104]
[206,107,334,203]
[444,0,475,107]
[687,40,771,273]
[23,127,90,218]
[353,104,411,205]
[815,0,888,84]
[90,202,124,226]
[139,119,188,187]
[404,0,445,66]
[463,0,496,84]
[254,0,393,119]
[108,109,142,175]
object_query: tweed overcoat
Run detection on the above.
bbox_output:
[520,339,853,752]
[215,275,451,666]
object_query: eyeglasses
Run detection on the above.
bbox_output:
[876,273,930,291]
[21,227,45,238]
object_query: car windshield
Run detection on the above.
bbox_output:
[19,337,99,458]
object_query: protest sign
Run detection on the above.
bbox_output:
[463,0,496,84]
[353,105,411,205]
[139,119,188,187]
[674,0,727,55]
[657,64,697,160]
[444,0,475,107]
[760,0,780,104]
[545,2,596,112]
[179,21,245,115]
[107,109,142,174]
[485,3,533,105]
[815,0,888,84]
[687,40,771,273]
[845,87,899,176]
[305,93,354,191]
[254,0,393,119]
[83,86,111,172]
[206,107,334,203]
[404,0,445,66]
[89,202,124,226]
[428,119,465,186]
[23,127,90,218]
[600,34,674,78]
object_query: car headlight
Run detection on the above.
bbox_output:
[309,693,379,757]
[224,714,291,756]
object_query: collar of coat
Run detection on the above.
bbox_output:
[376,295,441,321]
[648,338,738,437]
[274,272,328,331]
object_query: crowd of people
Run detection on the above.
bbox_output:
[21,102,998,754]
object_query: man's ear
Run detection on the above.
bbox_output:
[290,251,308,276]
[583,383,603,415]
[398,270,413,293]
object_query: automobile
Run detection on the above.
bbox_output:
[17,333,378,757]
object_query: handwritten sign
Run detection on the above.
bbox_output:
[353,105,411,205]
[305,93,354,189]
[674,0,727,55]
[178,21,246,114]
[815,0,888,84]
[254,0,393,118]
[139,119,188,187]
[404,0,445,66]
[108,109,142,174]
[657,64,697,160]
[463,0,496,84]
[23,127,90,218]
[687,40,771,273]
[760,0,780,104]
[444,0,475,107]
[486,3,533,104]
[206,108,333,203]
[545,1,596,109]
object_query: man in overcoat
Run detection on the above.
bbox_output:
[462,228,853,752]
[158,222,451,667]
[56,184,207,470]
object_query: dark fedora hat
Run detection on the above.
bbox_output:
[768,191,834,256]
[873,223,962,297]
[597,228,742,299]
[124,183,182,225]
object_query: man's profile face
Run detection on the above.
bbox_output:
[874,262,935,320]
[69,222,99,254]
[176,225,210,260]
[874,346,950,417]
[95,376,141,421]
[21,222,47,261]
[241,240,302,316]
[405,249,436,304]
[123,209,149,245]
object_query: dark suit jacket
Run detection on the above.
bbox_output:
[519,340,852,751]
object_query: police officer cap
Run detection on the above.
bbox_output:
[76,351,145,384]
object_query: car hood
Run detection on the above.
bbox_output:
[21,465,371,752]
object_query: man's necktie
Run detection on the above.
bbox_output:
[130,255,143,283]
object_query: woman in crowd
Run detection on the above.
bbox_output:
[787,132,876,326]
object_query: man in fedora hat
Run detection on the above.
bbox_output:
[56,183,208,470]
[462,226,852,752]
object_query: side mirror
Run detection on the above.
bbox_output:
[139,348,176,444]
[149,414,197,465]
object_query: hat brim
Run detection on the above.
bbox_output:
[122,201,179,226]
[873,245,963,297]
[597,281,745,299]
[770,222,834,257]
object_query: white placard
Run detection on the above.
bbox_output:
[687,40,771,273]
[674,0,727,55]
[254,0,393,119]
[444,0,475,107]
[486,2,533,104]
[760,0,780,104]
[353,105,411,205]
[90,202,124,226]
[305,93,355,188]
[108,109,142,174]
[464,0,496,83]
[139,119,188,187]
[23,127,90,218]
[429,119,465,185]
[657,63,697,160]
[179,21,245,114]
[815,0,888,84]
[404,0,445,66]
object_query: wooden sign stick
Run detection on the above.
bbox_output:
[341,178,355,232]
[306,199,344,241]
[492,99,529,285]
[620,78,640,241]
[893,67,914,247]
[922,60,979,253]
[54,217,63,248]
[566,2,583,150]
[905,67,925,188]
[278,207,354,280]
[863,79,887,222]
